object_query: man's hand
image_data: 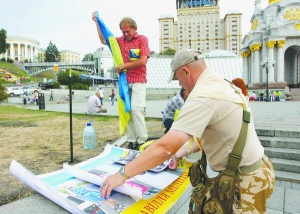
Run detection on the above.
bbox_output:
[115,65,123,74]
[168,157,180,170]
[100,172,125,199]
[92,12,97,22]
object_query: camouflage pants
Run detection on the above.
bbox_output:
[233,157,275,214]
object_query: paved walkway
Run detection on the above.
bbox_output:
[1,100,300,213]
[24,99,300,129]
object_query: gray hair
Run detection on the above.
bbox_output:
[119,17,137,29]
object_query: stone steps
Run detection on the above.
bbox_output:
[260,136,300,149]
[269,157,300,174]
[256,127,300,138]
[264,147,300,162]
[258,129,300,183]
[273,170,300,183]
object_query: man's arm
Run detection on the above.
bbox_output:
[115,55,148,73]
[92,12,107,45]
[94,98,102,109]
[100,129,191,198]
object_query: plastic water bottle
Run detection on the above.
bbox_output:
[83,122,96,149]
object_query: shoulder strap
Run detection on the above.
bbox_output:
[200,80,251,174]
[225,81,250,174]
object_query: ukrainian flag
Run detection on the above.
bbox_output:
[95,11,131,135]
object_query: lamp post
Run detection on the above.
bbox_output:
[261,58,276,102]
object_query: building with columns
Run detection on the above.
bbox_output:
[0,36,81,63]
[240,0,300,89]
[158,0,242,55]
[0,35,39,62]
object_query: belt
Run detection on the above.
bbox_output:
[239,154,268,174]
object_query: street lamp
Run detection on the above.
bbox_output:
[261,58,276,102]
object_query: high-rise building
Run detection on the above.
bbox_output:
[158,0,242,55]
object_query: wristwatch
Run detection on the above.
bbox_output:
[118,166,130,179]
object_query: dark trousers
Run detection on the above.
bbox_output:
[163,119,174,134]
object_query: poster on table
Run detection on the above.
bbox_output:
[10,144,192,214]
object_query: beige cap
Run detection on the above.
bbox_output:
[168,49,203,83]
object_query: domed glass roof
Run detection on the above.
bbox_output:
[91,51,242,89]
[203,49,238,58]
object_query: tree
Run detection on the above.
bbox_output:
[0,29,7,55]
[82,53,94,61]
[0,83,9,104]
[159,48,176,56]
[45,41,59,62]
[150,51,157,56]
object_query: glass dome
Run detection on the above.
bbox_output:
[203,49,238,58]
[93,52,242,89]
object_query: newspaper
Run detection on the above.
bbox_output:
[9,144,192,214]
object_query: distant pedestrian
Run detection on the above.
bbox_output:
[110,89,115,106]
[99,88,105,106]
[270,91,275,101]
[249,91,256,101]
[49,91,53,101]
[275,90,280,101]
[23,94,27,105]
[259,92,264,101]
[34,92,39,105]
[108,95,112,105]
[31,94,35,105]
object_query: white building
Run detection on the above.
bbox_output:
[0,35,39,62]
[240,0,300,89]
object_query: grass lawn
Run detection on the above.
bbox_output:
[0,105,164,205]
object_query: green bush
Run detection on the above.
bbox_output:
[72,83,88,90]
[52,81,60,89]
[0,58,6,62]
[56,70,91,90]
[0,83,9,103]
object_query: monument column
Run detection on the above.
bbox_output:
[17,43,21,61]
[241,51,250,84]
[25,44,28,60]
[266,40,276,82]
[10,43,14,59]
[250,44,262,84]
[276,40,286,82]
[30,46,33,62]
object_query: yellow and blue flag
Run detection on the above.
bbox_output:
[95,11,131,135]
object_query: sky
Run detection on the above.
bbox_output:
[0,0,268,59]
